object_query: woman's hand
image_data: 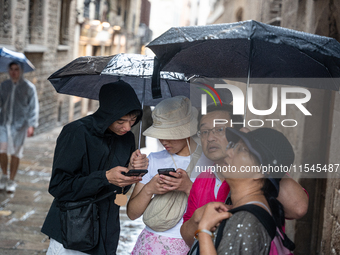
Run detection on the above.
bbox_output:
[159,168,193,195]
[144,174,172,195]
[198,202,232,232]
[196,203,231,255]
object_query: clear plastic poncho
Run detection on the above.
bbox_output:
[0,64,39,157]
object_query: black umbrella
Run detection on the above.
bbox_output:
[48,53,191,106]
[48,53,232,106]
[48,53,232,147]
[147,19,340,100]
[49,53,191,148]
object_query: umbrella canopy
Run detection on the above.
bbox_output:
[49,53,188,106]
[48,53,232,107]
[0,47,35,73]
[48,53,234,149]
[147,19,340,95]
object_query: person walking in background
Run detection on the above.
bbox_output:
[0,61,39,193]
[41,81,148,255]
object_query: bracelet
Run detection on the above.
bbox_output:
[194,229,214,240]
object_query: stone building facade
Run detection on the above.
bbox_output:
[0,0,151,135]
[208,0,340,254]
[0,0,77,134]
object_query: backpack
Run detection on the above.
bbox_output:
[187,204,295,255]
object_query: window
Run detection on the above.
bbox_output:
[59,0,71,45]
[84,0,91,19]
[94,0,101,20]
[0,0,12,44]
[27,0,44,45]
[117,0,122,16]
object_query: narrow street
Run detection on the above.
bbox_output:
[0,127,144,255]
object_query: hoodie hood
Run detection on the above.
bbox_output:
[92,80,143,135]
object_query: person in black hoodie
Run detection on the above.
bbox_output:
[41,81,148,255]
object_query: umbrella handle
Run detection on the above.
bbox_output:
[245,67,250,121]
[244,39,254,123]
[138,119,143,150]
[138,79,146,150]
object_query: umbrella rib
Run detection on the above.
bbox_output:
[244,38,254,120]
[165,79,173,97]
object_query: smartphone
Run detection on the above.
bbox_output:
[158,168,177,178]
[122,169,148,177]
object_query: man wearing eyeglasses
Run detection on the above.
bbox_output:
[197,106,243,166]
[180,104,309,250]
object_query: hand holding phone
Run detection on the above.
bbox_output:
[158,168,177,178]
[122,169,148,177]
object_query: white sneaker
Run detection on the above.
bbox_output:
[6,180,17,193]
[0,175,8,190]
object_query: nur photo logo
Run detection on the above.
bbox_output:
[198,84,312,128]
[198,83,223,111]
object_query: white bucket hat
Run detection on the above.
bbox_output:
[143,96,198,140]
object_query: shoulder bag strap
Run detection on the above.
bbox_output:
[214,216,228,250]
[59,191,116,211]
[187,240,200,255]
[170,144,202,178]
[58,138,118,211]
[186,145,202,177]
[214,204,277,249]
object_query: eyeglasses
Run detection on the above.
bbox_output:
[197,126,228,138]
[226,141,250,154]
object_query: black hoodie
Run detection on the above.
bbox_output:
[41,81,142,254]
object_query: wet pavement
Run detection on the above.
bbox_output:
[0,127,145,255]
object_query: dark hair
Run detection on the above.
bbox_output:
[198,104,244,131]
[246,144,285,231]
[261,179,285,229]
[127,109,142,118]
[262,178,296,250]
[9,61,21,68]
[126,110,142,118]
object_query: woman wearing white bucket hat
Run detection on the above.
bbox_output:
[127,96,213,254]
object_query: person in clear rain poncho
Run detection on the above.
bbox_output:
[0,61,39,193]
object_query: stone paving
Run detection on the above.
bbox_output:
[0,127,144,255]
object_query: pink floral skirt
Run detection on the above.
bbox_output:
[131,228,190,255]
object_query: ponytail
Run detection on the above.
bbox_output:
[262,179,296,251]
[261,179,285,229]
